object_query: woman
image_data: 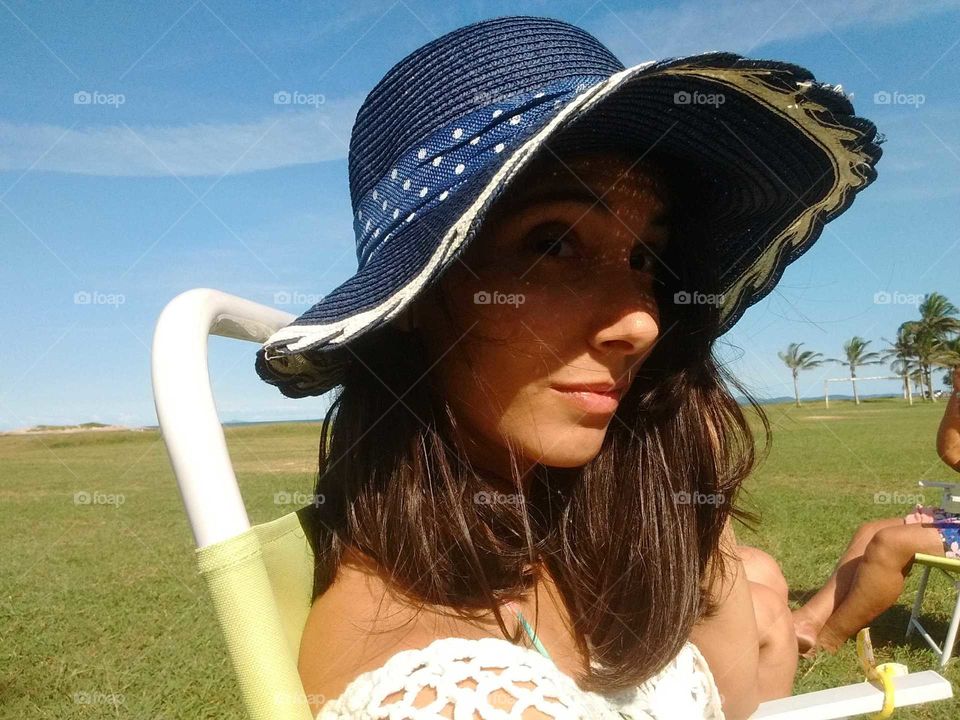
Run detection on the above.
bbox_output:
[254,15,882,719]
[793,367,960,656]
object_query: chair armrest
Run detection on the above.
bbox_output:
[151,288,295,549]
[914,553,960,571]
[918,480,960,490]
[750,670,953,719]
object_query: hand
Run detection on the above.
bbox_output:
[953,366,959,393]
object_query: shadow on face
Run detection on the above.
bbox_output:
[407,148,681,484]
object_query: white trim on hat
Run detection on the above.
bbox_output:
[262,57,874,370]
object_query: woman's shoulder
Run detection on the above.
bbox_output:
[314,636,627,719]
[314,636,723,720]
[600,642,725,720]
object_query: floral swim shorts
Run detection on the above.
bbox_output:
[904,505,960,558]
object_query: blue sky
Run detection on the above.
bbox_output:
[1,0,958,430]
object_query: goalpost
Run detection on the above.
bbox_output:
[823,375,910,407]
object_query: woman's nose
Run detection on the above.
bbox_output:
[589,274,660,356]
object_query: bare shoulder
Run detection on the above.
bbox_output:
[308,631,585,719]
[298,555,502,713]
[299,554,589,718]
[297,561,430,713]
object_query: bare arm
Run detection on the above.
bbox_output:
[688,518,761,720]
[937,368,960,472]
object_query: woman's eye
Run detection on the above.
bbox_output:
[522,222,663,273]
[630,245,657,273]
[527,222,577,258]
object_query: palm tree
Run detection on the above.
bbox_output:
[909,367,926,398]
[831,336,882,405]
[902,293,960,401]
[882,327,918,405]
[934,337,960,394]
[778,342,825,407]
[900,322,936,400]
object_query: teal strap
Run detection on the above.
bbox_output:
[512,608,552,660]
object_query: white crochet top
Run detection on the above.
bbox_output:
[315,636,725,719]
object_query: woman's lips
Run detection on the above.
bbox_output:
[550,386,623,414]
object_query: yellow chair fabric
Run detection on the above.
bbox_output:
[195,508,316,720]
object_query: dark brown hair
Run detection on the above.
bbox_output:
[301,145,769,694]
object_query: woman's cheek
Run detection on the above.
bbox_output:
[479,278,576,334]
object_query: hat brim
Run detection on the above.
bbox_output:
[257,52,882,398]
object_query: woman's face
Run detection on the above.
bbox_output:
[413,150,672,483]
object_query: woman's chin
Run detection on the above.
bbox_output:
[538,435,605,468]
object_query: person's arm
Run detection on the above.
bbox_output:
[937,368,960,472]
[688,517,761,720]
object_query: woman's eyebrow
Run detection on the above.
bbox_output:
[500,184,614,216]
[505,184,672,222]
[495,183,675,242]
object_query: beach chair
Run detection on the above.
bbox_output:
[906,480,960,667]
[151,287,954,720]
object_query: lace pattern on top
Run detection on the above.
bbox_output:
[315,636,724,719]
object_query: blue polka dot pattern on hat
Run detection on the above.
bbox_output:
[352,75,600,268]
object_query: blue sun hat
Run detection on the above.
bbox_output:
[256,15,883,399]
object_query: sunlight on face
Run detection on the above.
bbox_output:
[414,150,673,482]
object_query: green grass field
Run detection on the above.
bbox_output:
[2,397,958,718]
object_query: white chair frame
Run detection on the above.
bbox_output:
[904,480,960,667]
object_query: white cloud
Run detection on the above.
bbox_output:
[0,94,362,177]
